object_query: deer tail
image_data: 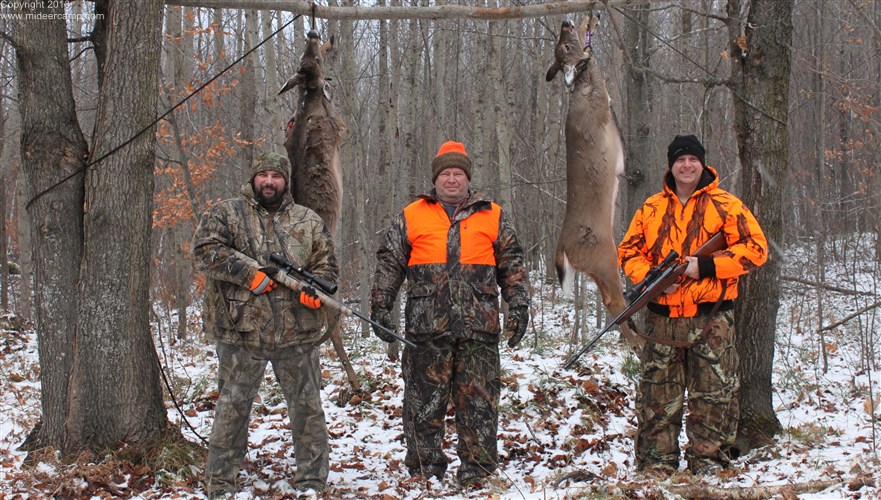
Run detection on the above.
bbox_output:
[556,250,576,297]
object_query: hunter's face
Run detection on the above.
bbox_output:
[253,170,286,206]
[434,167,469,205]
[671,154,703,194]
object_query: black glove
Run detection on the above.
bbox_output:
[370,308,398,343]
[504,306,530,348]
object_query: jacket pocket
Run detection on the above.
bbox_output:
[468,282,500,334]
[405,282,438,334]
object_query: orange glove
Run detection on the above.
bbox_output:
[299,286,321,309]
[249,268,278,295]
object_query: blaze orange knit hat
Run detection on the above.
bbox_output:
[431,141,472,182]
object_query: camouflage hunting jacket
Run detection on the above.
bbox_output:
[618,166,768,318]
[371,190,529,343]
[192,183,338,349]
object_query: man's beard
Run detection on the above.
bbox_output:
[254,185,285,207]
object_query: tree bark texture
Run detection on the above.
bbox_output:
[65,0,170,453]
[727,0,792,452]
[621,1,655,227]
[13,4,88,451]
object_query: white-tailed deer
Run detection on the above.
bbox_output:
[280,30,358,390]
[280,30,346,234]
[546,17,643,353]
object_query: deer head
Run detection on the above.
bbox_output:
[278,30,335,95]
[545,17,593,89]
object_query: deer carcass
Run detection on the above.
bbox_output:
[280,30,358,390]
[280,30,346,234]
[546,18,643,353]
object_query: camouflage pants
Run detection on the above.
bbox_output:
[204,342,328,494]
[635,310,739,469]
[401,336,500,482]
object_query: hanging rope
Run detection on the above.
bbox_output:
[26,14,302,211]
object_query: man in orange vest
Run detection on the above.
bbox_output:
[619,134,768,477]
[370,141,530,487]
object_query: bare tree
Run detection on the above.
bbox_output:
[13,0,176,456]
[726,0,793,452]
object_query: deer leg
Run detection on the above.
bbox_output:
[589,248,645,355]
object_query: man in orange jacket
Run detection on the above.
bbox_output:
[370,141,530,486]
[618,135,768,476]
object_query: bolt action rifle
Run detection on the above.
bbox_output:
[269,253,417,348]
[562,231,727,370]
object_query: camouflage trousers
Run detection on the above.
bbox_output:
[402,336,501,483]
[204,342,328,494]
[636,310,739,470]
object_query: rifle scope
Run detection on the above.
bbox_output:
[624,250,679,303]
[269,253,338,295]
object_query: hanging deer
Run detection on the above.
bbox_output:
[546,17,643,354]
[280,30,346,233]
[280,30,358,390]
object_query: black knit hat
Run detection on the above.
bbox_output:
[667,135,706,169]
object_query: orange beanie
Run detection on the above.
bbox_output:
[431,141,472,181]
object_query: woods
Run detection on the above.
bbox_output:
[0,0,879,497]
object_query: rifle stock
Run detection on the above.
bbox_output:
[562,231,727,369]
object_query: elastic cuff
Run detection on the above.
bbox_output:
[697,256,716,279]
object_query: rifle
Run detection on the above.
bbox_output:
[269,253,417,348]
[562,231,727,370]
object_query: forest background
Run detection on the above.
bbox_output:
[0,0,879,497]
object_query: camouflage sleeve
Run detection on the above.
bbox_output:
[495,210,529,309]
[191,202,259,288]
[370,212,408,312]
[307,222,339,285]
[618,206,652,285]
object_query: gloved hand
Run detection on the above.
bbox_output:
[299,286,322,309]
[504,306,530,348]
[249,267,279,295]
[370,308,397,343]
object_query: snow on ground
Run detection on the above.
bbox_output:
[1,238,879,499]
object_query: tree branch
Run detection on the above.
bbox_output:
[164,0,668,20]
[665,479,844,499]
[818,300,881,333]
[781,275,877,297]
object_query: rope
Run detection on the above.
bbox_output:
[26,14,301,211]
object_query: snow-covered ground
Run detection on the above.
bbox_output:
[1,238,879,499]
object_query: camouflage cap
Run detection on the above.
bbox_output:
[251,152,290,184]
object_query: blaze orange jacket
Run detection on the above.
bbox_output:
[371,191,529,342]
[618,166,768,318]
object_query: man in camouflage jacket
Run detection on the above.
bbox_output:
[370,141,530,486]
[192,152,338,498]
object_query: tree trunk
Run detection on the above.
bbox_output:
[262,10,285,152]
[13,3,88,451]
[726,0,792,453]
[65,0,169,453]
[621,1,654,228]
[239,9,259,168]
[1,99,8,312]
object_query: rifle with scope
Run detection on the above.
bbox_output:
[562,231,727,370]
[268,253,417,348]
